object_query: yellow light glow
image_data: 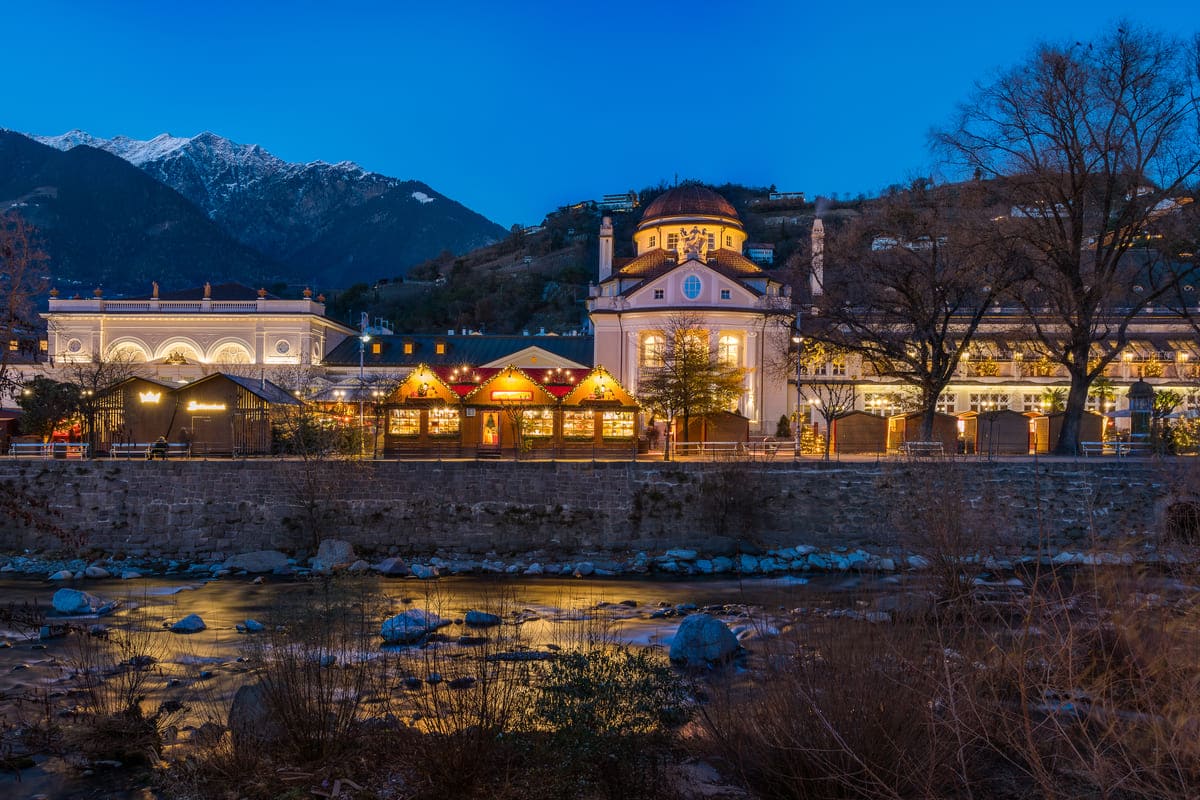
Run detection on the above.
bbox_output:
[186,401,227,412]
[491,390,532,401]
[138,391,161,404]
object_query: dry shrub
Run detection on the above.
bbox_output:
[63,605,184,765]
[697,616,975,800]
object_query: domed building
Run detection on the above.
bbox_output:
[588,186,794,439]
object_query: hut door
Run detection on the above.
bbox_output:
[191,416,211,455]
[481,412,499,446]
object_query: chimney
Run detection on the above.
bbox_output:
[810,218,825,298]
[598,216,614,282]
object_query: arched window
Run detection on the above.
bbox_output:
[718,335,740,366]
[642,334,665,368]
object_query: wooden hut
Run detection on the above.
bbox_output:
[1032,410,1106,454]
[381,364,464,457]
[171,373,299,455]
[831,411,888,454]
[678,411,749,446]
[959,409,1033,455]
[462,366,561,458]
[92,376,178,454]
[558,366,640,458]
[886,411,959,453]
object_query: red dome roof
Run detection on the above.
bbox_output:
[639,185,739,224]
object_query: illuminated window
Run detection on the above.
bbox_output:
[388,408,420,436]
[562,410,594,439]
[720,289,731,300]
[936,393,956,414]
[717,335,740,366]
[427,406,460,436]
[707,234,715,251]
[403,342,414,355]
[666,233,678,251]
[682,275,702,300]
[642,334,665,367]
[830,359,846,376]
[372,342,382,355]
[1022,393,1041,412]
[653,289,664,299]
[648,235,656,248]
[525,408,554,437]
[725,235,733,248]
[969,393,1010,412]
[602,411,635,438]
[435,342,446,355]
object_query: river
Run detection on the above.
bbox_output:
[0,571,911,799]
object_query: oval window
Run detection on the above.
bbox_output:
[66,339,83,353]
[275,340,291,355]
[682,275,702,300]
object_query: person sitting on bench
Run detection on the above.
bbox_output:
[148,436,169,460]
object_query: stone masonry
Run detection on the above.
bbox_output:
[0,459,1193,560]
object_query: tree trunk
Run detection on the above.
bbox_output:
[1053,372,1091,455]
[919,405,937,442]
[822,420,832,461]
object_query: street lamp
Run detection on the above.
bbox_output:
[792,331,803,460]
[358,332,372,456]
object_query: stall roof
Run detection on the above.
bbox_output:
[184,373,301,405]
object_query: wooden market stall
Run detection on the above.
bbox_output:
[1031,410,1105,454]
[381,364,464,458]
[461,365,563,458]
[886,411,959,454]
[830,410,888,454]
[958,409,1034,455]
[91,376,180,454]
[558,366,639,458]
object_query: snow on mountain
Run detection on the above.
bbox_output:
[411,191,435,204]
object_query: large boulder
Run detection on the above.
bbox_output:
[669,614,739,667]
[464,610,501,627]
[170,614,207,633]
[381,609,448,644]
[51,588,105,615]
[228,682,284,753]
[224,551,289,574]
[374,557,409,577]
[312,540,355,573]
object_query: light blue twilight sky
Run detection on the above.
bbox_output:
[4,1,1194,225]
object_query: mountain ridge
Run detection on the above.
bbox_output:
[25,128,507,289]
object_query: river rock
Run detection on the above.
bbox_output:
[48,570,73,581]
[229,682,283,752]
[170,614,207,634]
[710,556,734,573]
[374,557,409,576]
[410,564,439,580]
[347,560,370,573]
[381,609,448,644]
[84,566,110,579]
[224,551,289,574]
[52,588,104,615]
[907,554,932,569]
[738,555,760,573]
[121,570,142,580]
[464,610,501,627]
[670,614,739,667]
[573,562,594,577]
[523,563,543,575]
[312,539,355,572]
[666,549,698,561]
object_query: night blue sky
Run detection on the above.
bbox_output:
[6,1,1193,227]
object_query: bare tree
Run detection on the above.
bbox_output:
[0,213,48,401]
[935,24,1200,454]
[810,181,1020,439]
[803,376,859,461]
[636,313,745,458]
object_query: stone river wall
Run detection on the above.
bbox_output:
[0,459,1194,560]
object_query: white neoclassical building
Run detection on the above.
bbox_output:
[41,282,355,377]
[587,186,794,435]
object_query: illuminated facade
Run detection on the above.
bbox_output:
[41,283,355,377]
[588,186,794,435]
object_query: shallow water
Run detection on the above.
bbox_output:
[0,571,908,799]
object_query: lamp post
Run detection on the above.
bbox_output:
[792,332,803,460]
[358,332,371,456]
[1129,378,1154,444]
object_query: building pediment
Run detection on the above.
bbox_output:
[479,344,589,369]
[625,261,761,308]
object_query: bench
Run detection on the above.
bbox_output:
[109,442,191,460]
[899,441,944,458]
[8,442,90,459]
[1080,441,1149,458]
